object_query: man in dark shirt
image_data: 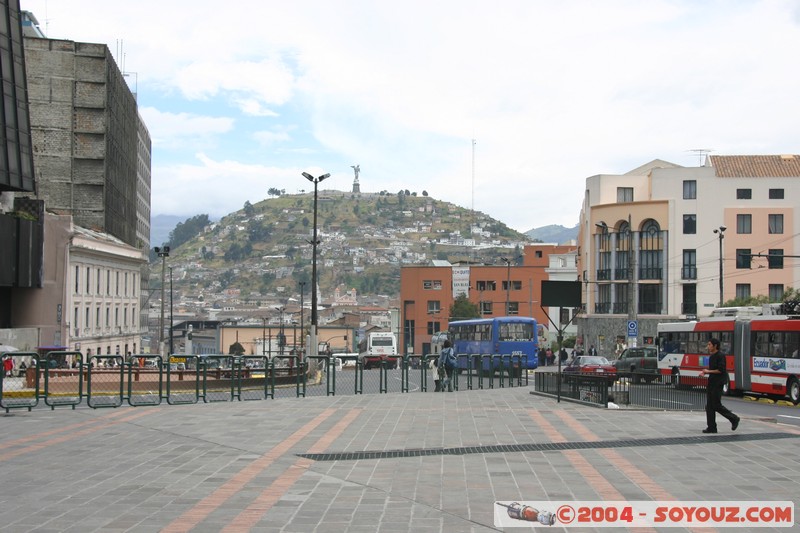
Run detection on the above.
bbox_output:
[699,338,740,434]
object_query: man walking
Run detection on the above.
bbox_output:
[700,338,740,434]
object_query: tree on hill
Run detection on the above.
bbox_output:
[167,214,211,249]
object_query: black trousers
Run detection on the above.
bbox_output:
[706,382,736,430]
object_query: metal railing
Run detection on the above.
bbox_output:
[0,351,533,412]
[533,371,708,410]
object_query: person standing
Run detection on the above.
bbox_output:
[700,338,740,434]
[438,340,456,392]
[588,345,598,357]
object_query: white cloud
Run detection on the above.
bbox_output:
[21,0,800,231]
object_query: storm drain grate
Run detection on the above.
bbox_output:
[298,432,799,462]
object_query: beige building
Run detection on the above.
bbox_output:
[16,213,146,356]
[576,155,799,356]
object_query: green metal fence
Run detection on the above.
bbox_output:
[0,351,533,411]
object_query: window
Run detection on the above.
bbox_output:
[768,214,783,234]
[682,284,697,315]
[427,301,441,314]
[107,270,110,295]
[768,249,784,269]
[735,284,751,300]
[769,284,784,301]
[683,180,697,199]
[106,306,110,327]
[480,301,493,315]
[476,280,496,291]
[535,251,543,258]
[75,266,80,294]
[96,306,100,328]
[769,188,784,199]
[427,322,441,335]
[736,249,751,269]
[736,189,752,199]
[507,302,519,315]
[681,249,696,279]
[124,272,128,296]
[736,214,751,234]
[97,268,101,294]
[116,272,120,295]
[86,266,91,294]
[682,214,696,234]
[617,187,633,202]
[85,307,90,330]
[115,308,119,327]
[502,280,522,291]
[423,280,442,290]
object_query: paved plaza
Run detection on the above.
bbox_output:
[0,386,798,532]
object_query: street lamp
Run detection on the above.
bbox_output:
[302,171,330,356]
[277,306,285,355]
[299,281,306,348]
[154,246,169,356]
[713,225,727,307]
[500,257,512,314]
[168,266,174,355]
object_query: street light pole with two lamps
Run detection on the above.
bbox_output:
[301,171,330,357]
[299,281,306,349]
[154,246,170,357]
[713,225,727,307]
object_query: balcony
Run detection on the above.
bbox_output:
[639,267,662,280]
[596,269,611,281]
[612,302,628,314]
[614,268,631,280]
[594,302,611,314]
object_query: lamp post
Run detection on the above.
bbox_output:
[277,306,285,355]
[713,225,727,307]
[501,257,512,314]
[154,246,170,357]
[261,317,267,357]
[299,281,306,348]
[302,171,330,356]
[168,266,174,355]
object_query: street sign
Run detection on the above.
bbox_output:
[627,320,638,338]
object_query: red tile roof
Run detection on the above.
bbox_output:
[710,155,800,177]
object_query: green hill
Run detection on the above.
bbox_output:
[153,190,531,300]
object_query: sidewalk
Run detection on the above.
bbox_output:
[0,386,797,531]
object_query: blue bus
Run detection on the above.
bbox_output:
[446,317,539,375]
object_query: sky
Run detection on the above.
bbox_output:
[19,0,800,233]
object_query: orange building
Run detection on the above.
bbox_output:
[399,244,576,355]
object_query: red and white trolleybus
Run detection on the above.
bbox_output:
[656,312,800,404]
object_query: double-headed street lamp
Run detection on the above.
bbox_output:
[299,281,306,348]
[713,225,727,307]
[302,171,330,356]
[154,246,170,356]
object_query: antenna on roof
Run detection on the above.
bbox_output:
[687,148,713,166]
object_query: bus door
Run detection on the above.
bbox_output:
[733,319,750,391]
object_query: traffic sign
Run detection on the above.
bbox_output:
[627,320,638,337]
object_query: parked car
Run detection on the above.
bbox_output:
[612,346,659,383]
[562,355,617,385]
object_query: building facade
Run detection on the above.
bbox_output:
[399,244,577,356]
[0,1,41,331]
[23,34,151,250]
[576,155,800,357]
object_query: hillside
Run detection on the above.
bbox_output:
[524,224,578,244]
[155,190,532,301]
